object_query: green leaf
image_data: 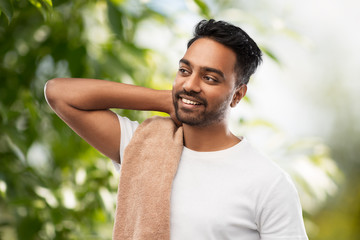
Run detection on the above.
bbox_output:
[107,0,125,40]
[0,0,13,23]
[30,0,53,10]
[193,0,211,18]
[260,46,281,65]
[29,0,41,8]
[245,119,279,131]
[29,0,53,21]
[40,0,52,8]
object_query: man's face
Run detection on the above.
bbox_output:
[172,38,239,127]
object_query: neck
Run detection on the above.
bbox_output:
[182,121,240,152]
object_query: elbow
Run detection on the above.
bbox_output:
[44,78,64,109]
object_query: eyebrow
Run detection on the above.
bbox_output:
[179,58,225,79]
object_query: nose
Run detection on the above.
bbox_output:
[183,74,201,93]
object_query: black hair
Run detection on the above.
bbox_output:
[187,19,262,86]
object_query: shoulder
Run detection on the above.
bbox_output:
[240,141,307,238]
[239,140,307,238]
[256,171,308,238]
[235,138,285,180]
[235,139,301,208]
[117,114,140,133]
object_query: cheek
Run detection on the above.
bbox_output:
[173,75,182,89]
[209,90,234,107]
[172,78,183,98]
[207,86,233,100]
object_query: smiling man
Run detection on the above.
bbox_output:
[172,37,245,151]
[45,19,308,239]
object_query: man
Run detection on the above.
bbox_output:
[45,19,308,239]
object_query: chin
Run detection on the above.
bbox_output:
[177,114,222,127]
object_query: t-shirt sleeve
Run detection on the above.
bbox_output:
[111,114,139,172]
[257,173,308,240]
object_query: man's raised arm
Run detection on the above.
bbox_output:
[44,78,174,162]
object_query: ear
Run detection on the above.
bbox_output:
[230,84,247,107]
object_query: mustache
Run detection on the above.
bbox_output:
[174,90,207,106]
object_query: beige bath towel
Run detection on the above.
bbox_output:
[113,116,183,240]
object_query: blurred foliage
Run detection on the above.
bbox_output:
[0,0,356,239]
[0,0,176,239]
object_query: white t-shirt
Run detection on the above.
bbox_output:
[114,115,308,240]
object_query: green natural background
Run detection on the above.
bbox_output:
[0,0,359,239]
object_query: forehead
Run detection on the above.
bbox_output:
[182,38,237,76]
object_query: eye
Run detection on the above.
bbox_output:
[203,76,218,83]
[179,68,190,75]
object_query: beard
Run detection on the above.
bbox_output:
[172,89,231,127]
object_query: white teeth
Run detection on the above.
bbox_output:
[182,98,200,105]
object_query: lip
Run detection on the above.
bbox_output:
[182,97,201,105]
[177,98,204,112]
[178,94,204,105]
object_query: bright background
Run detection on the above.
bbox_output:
[1,0,359,239]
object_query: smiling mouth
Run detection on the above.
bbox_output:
[181,97,201,105]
